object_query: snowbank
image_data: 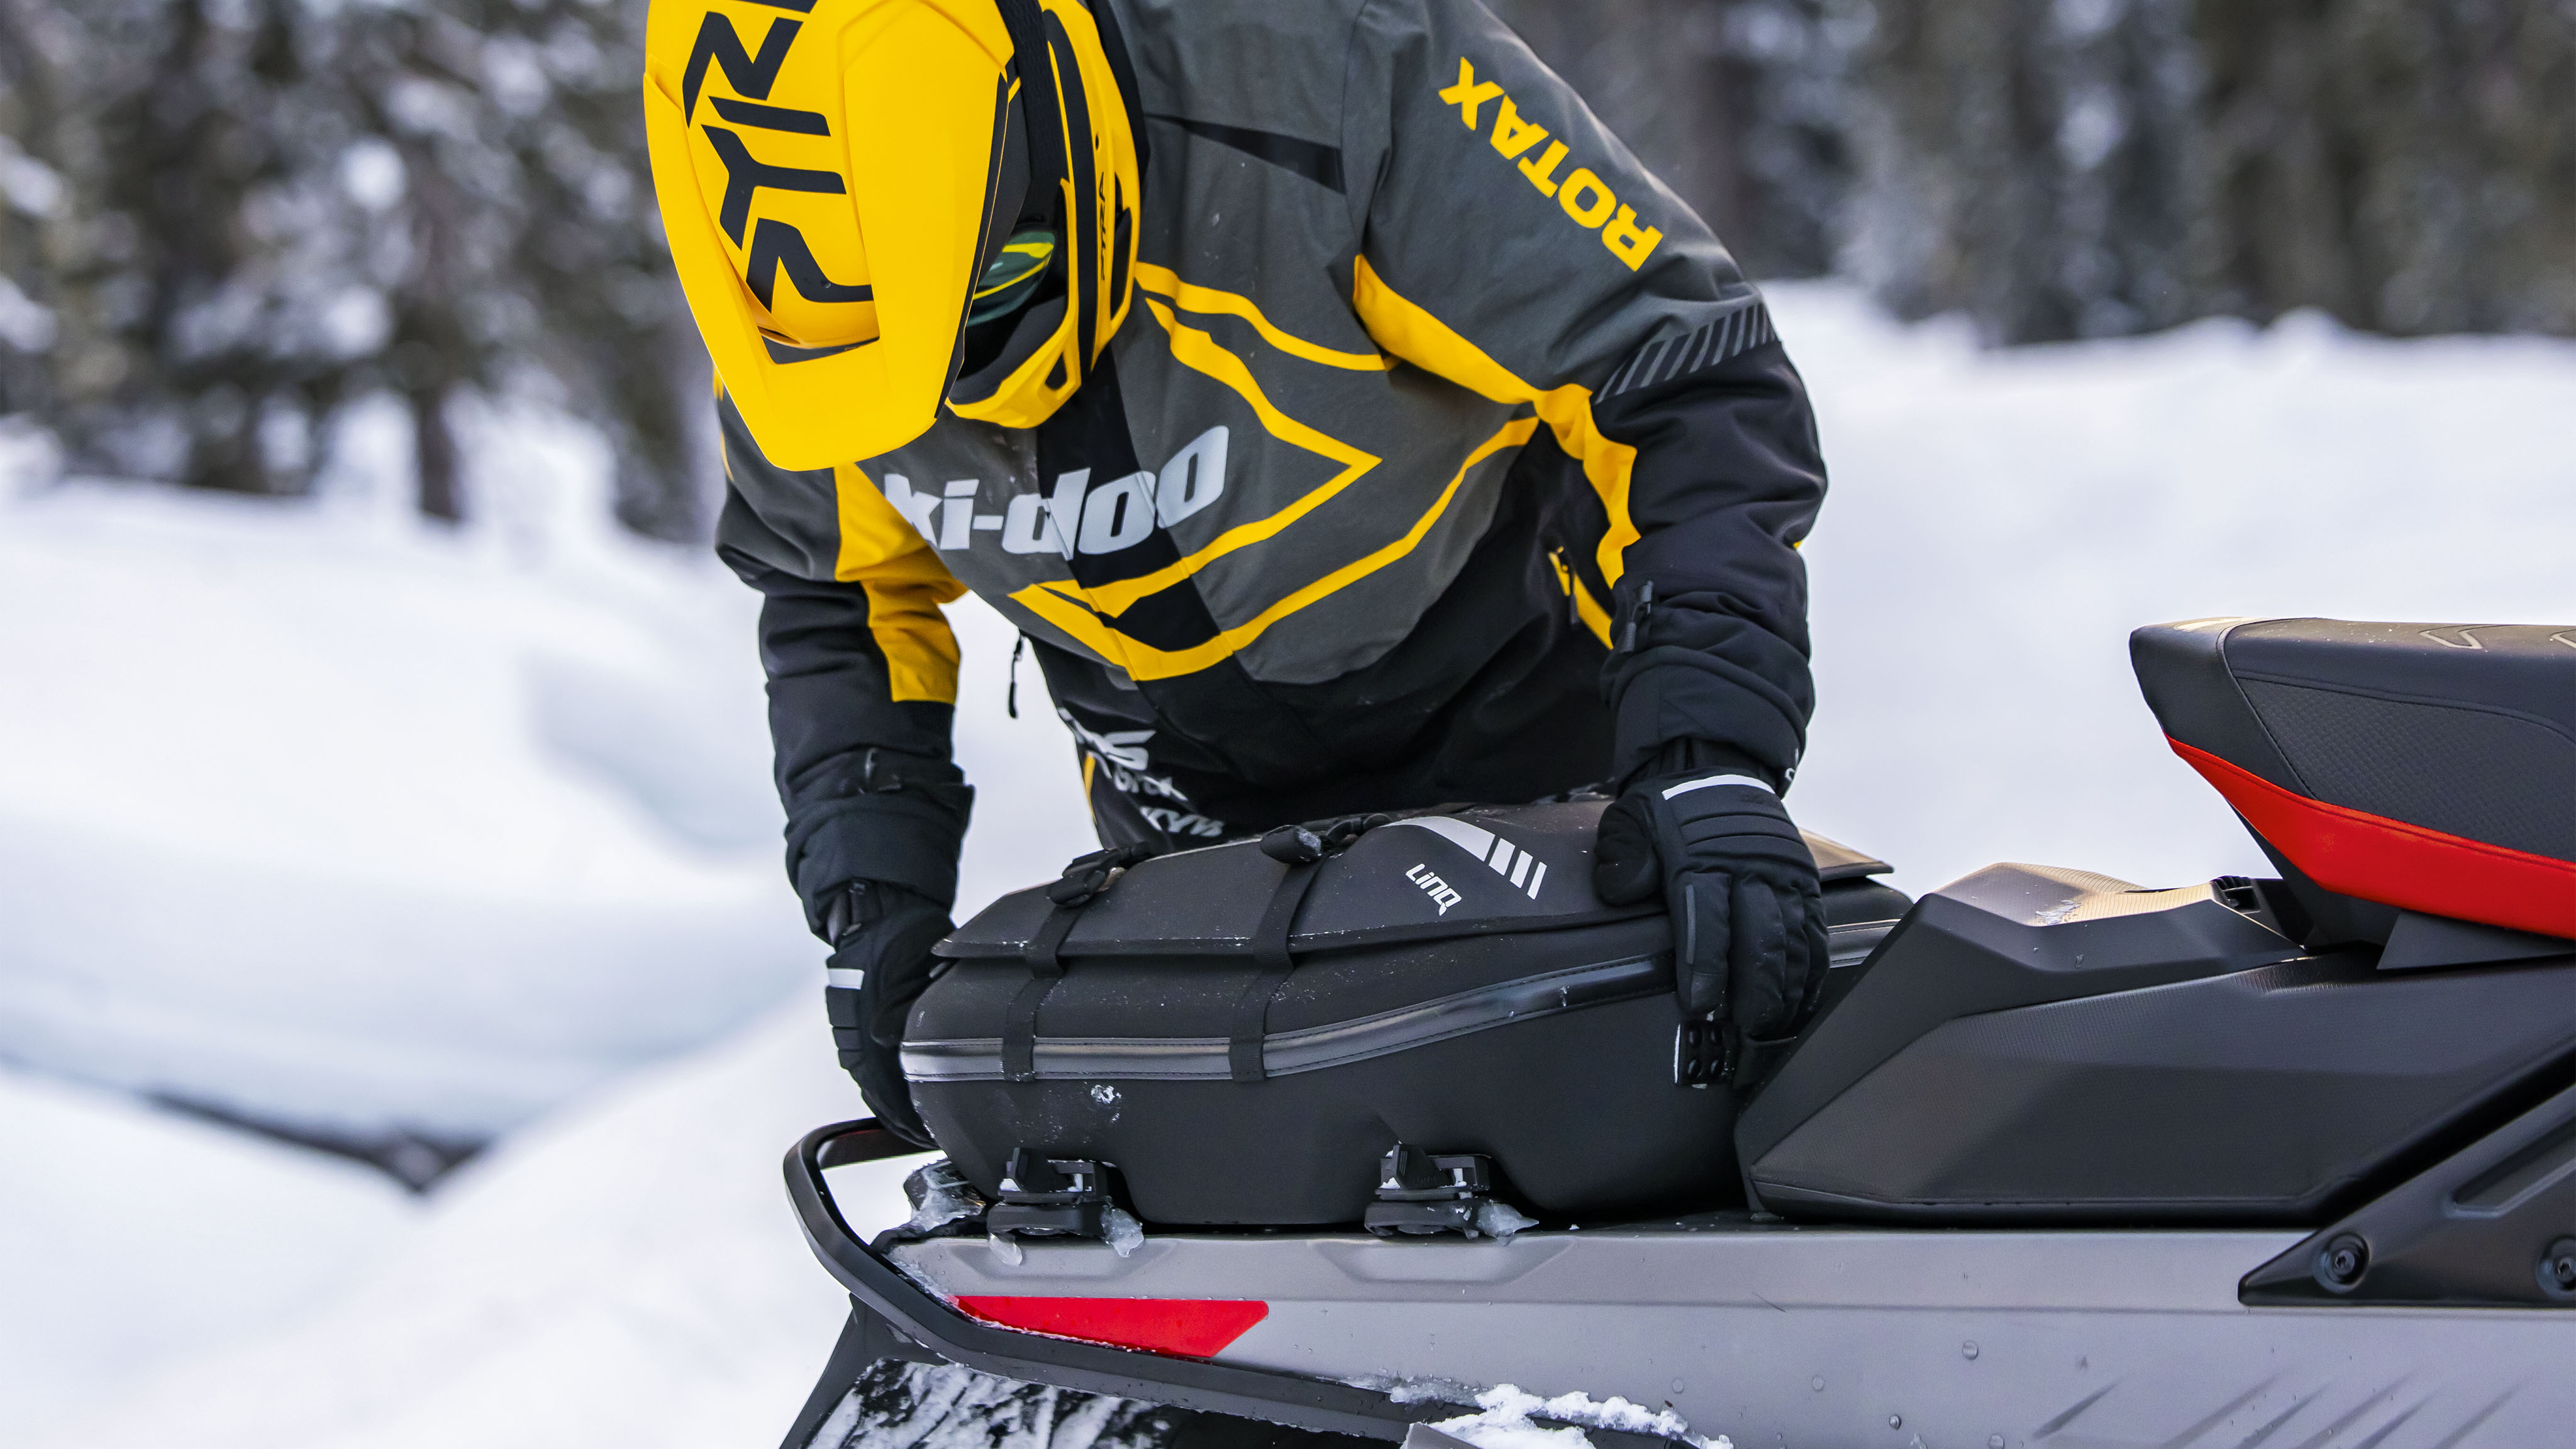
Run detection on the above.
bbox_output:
[1778,292,2576,894]
[0,402,1092,1144]
[27,999,919,1449]
[0,1060,419,1443]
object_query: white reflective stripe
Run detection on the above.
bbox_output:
[1389,816,1496,860]
[1389,816,1554,900]
[825,968,867,991]
[1662,774,1775,801]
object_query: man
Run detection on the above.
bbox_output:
[644,0,1829,1145]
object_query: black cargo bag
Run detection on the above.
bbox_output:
[904,798,1904,1227]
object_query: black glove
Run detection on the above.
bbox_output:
[821,879,952,1148]
[1594,757,1828,1085]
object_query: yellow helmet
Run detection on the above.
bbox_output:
[643,0,1140,470]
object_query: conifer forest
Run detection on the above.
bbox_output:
[1,0,2567,531]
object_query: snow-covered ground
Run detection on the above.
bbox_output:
[0,1059,420,1439]
[0,400,1090,1147]
[6,288,2573,1446]
[1786,296,2575,894]
[0,397,1089,1443]
[14,1000,916,1449]
[0,404,811,1143]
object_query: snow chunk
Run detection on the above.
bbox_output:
[1473,1200,1539,1240]
[1101,1206,1146,1258]
[1431,1385,1721,1449]
[901,1159,989,1235]
[1426,1413,1587,1449]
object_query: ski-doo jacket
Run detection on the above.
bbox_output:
[714,0,1826,919]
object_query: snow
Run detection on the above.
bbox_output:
[804,1360,1167,1449]
[1101,1205,1148,1258]
[20,1000,924,1449]
[0,133,67,218]
[8,289,2575,1443]
[1423,1384,1718,1449]
[0,408,799,1140]
[0,399,1090,1146]
[0,392,1090,1445]
[0,1059,420,1443]
[1779,292,2576,896]
[900,1158,991,1235]
[1472,1199,1540,1239]
[0,271,57,352]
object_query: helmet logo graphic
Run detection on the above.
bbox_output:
[675,9,877,352]
[643,1,1139,470]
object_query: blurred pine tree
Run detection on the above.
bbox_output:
[1850,0,2576,342]
[2192,0,2576,338]
[1490,0,1861,281]
[0,0,714,538]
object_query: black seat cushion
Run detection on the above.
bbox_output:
[2131,618,2576,941]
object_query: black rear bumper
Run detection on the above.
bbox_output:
[782,1119,1435,1447]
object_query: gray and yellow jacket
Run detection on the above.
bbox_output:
[715,0,1826,924]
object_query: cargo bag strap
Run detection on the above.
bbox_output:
[1000,913,1077,1083]
[1227,861,1323,1082]
[1224,819,1379,1084]
[1002,843,1157,1084]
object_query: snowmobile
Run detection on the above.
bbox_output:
[779,617,2576,1449]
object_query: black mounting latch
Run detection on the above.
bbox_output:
[1674,1014,1728,1086]
[1365,1143,1507,1237]
[985,1149,1124,1240]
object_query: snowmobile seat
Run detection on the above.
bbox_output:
[2131,617,2576,944]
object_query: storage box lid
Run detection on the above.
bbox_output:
[938,798,1889,960]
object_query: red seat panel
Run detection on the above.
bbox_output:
[2173,739,2576,941]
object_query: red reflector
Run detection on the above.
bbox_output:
[2172,738,2576,940]
[955,1296,1269,1358]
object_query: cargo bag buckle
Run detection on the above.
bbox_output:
[986,1148,1125,1240]
[1674,1013,1729,1086]
[1365,1143,1516,1238]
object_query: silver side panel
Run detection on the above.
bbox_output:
[889,1226,2573,1448]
